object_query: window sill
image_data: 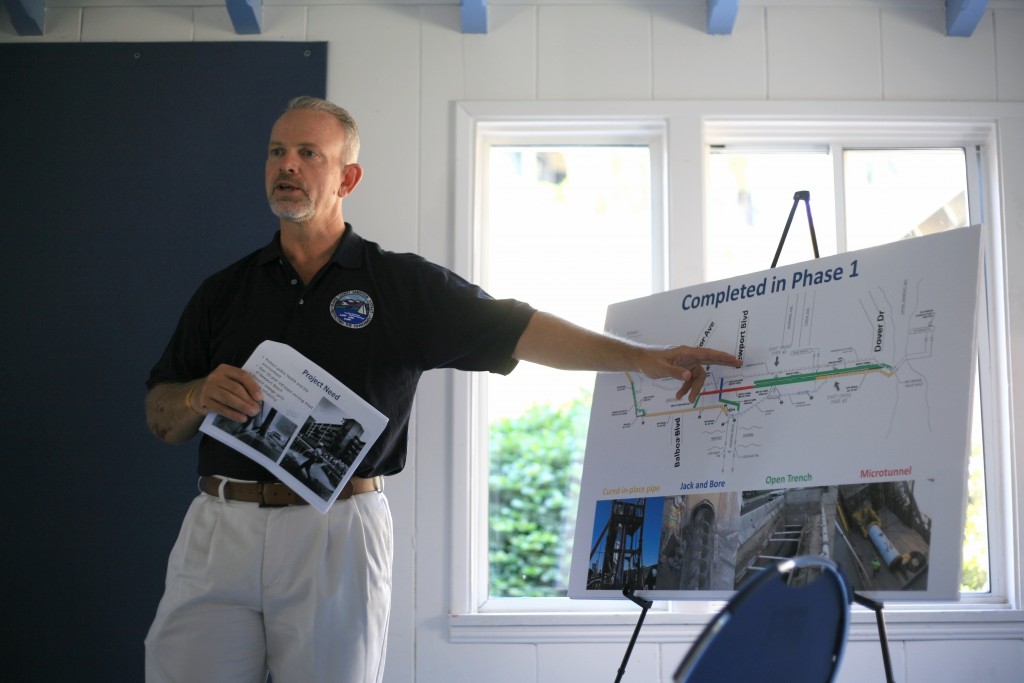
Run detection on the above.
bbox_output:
[449,603,1024,644]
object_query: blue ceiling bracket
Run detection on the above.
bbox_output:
[707,0,738,35]
[3,0,45,35]
[461,0,487,34]
[226,0,262,35]
[946,0,987,36]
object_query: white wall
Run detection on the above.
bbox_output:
[6,1,1022,681]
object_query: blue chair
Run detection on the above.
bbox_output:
[673,556,851,683]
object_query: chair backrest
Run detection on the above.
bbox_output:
[673,556,851,683]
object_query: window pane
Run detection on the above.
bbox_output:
[963,386,990,592]
[843,148,987,593]
[706,150,837,282]
[844,149,970,250]
[484,146,654,598]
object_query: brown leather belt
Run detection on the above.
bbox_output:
[199,475,383,507]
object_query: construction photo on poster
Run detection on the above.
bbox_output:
[568,225,982,601]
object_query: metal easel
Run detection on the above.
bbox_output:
[614,190,895,683]
[771,191,895,683]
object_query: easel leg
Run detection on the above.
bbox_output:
[615,587,653,683]
[853,592,896,683]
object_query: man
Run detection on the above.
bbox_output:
[144,96,741,683]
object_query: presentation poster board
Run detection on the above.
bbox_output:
[568,225,982,601]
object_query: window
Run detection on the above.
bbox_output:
[706,143,991,593]
[451,103,1019,638]
[472,121,667,604]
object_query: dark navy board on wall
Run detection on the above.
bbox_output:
[0,42,327,680]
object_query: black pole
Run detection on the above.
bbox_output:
[615,586,654,683]
[801,191,821,260]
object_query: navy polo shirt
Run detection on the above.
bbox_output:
[148,226,536,480]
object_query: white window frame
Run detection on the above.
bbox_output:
[454,107,671,616]
[450,100,1023,645]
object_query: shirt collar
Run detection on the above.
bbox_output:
[257,223,364,269]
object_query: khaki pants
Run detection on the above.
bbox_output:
[145,488,393,683]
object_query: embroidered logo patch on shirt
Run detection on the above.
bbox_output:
[330,290,374,329]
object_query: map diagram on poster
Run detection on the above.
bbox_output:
[568,226,982,601]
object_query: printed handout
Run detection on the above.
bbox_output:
[199,340,388,513]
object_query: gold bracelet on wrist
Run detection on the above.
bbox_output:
[185,384,204,416]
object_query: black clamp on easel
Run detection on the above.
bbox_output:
[614,586,653,683]
[773,190,896,683]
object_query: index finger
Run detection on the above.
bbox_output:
[690,348,743,368]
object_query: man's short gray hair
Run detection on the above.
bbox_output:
[286,96,361,164]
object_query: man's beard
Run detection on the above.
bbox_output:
[269,195,315,222]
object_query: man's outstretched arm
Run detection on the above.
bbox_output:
[512,311,742,402]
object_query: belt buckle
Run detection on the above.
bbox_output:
[257,482,289,508]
